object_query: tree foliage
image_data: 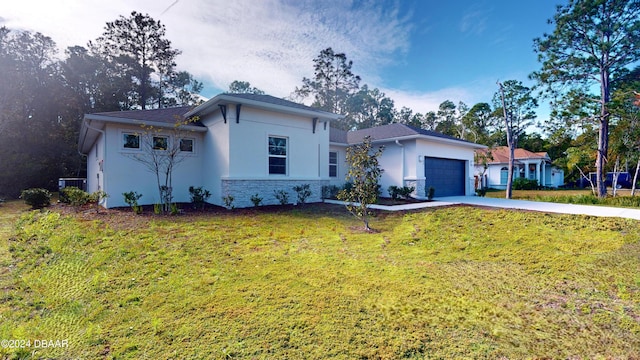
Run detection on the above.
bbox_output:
[0,12,201,198]
[532,0,640,197]
[337,136,384,231]
[91,11,200,110]
[228,80,265,95]
[293,47,361,129]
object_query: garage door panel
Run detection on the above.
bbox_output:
[424,157,465,197]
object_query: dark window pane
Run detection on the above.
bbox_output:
[329,165,337,177]
[269,157,286,174]
[329,151,337,164]
[153,136,168,150]
[123,134,140,149]
[269,137,287,156]
[180,139,193,152]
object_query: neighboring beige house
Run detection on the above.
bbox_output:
[78,93,487,208]
[474,146,565,189]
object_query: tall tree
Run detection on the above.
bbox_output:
[532,0,640,197]
[91,11,182,110]
[460,102,500,145]
[228,80,265,94]
[495,80,538,199]
[346,85,395,129]
[293,47,361,129]
[0,28,81,197]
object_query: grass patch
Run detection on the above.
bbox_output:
[1,204,639,358]
[487,188,640,208]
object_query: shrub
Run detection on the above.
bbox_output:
[222,194,235,209]
[250,194,263,207]
[60,187,91,208]
[321,185,341,199]
[123,191,143,214]
[398,186,414,199]
[20,188,51,209]
[476,187,487,197]
[427,187,435,200]
[513,178,538,190]
[292,184,311,204]
[273,190,289,205]
[388,185,400,200]
[170,203,180,215]
[154,203,162,215]
[189,186,211,209]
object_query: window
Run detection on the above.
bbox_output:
[179,138,194,152]
[123,133,140,149]
[500,167,508,185]
[329,151,337,177]
[153,136,168,150]
[268,136,287,175]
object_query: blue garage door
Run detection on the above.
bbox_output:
[424,157,466,197]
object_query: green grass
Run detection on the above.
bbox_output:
[486,188,640,208]
[1,203,639,359]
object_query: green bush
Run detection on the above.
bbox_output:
[123,191,143,214]
[513,178,539,190]
[427,187,435,200]
[292,184,311,204]
[321,185,341,199]
[398,186,414,199]
[61,187,92,209]
[222,194,235,209]
[388,185,401,200]
[273,190,289,205]
[250,194,263,207]
[20,188,51,209]
[189,186,211,209]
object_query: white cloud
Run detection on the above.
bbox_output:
[1,0,411,98]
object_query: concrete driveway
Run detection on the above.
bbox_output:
[435,196,640,221]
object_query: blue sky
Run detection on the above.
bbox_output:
[1,0,563,119]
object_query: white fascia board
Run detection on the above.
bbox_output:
[186,94,343,121]
[84,114,208,132]
[362,135,487,149]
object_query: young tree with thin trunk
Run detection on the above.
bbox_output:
[532,0,640,198]
[495,80,538,199]
[337,136,384,231]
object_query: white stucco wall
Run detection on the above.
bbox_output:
[200,112,229,205]
[101,123,205,207]
[86,132,105,194]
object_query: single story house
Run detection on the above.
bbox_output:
[474,146,564,189]
[78,93,485,208]
[330,124,486,198]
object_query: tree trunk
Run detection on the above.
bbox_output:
[596,67,611,198]
[498,81,513,199]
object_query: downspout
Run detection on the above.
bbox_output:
[395,140,405,189]
[82,119,107,206]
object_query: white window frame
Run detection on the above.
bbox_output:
[152,135,169,151]
[179,137,195,154]
[121,131,142,151]
[268,135,288,175]
[329,151,338,178]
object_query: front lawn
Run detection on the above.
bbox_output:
[1,203,639,359]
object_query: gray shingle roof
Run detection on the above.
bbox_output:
[221,93,334,115]
[339,123,480,145]
[93,106,204,126]
[329,127,348,143]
